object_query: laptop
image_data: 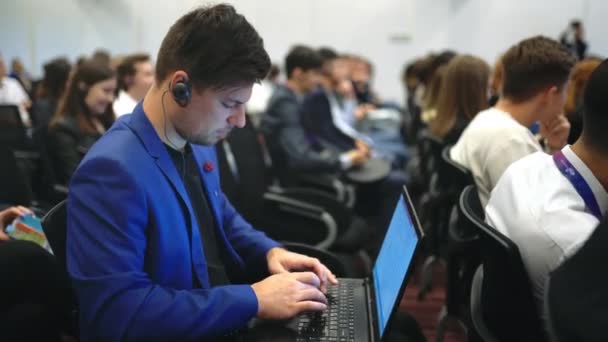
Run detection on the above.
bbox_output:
[245,185,423,342]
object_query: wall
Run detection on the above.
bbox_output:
[0,0,606,103]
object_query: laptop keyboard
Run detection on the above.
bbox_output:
[296,281,356,342]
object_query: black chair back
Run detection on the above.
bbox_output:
[0,104,29,149]
[0,146,34,206]
[417,131,444,187]
[223,115,272,217]
[461,185,546,341]
[41,200,68,276]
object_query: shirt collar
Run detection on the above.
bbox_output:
[562,145,608,213]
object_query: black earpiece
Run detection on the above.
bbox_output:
[171,79,191,107]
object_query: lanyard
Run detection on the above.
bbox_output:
[553,150,603,220]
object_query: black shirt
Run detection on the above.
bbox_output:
[164,143,230,287]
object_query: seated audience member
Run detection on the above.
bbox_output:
[547,216,608,342]
[419,51,457,124]
[67,5,338,340]
[564,58,601,144]
[0,54,32,126]
[0,206,74,341]
[113,53,155,117]
[302,48,407,169]
[9,58,32,95]
[428,54,490,145]
[485,58,608,318]
[260,45,368,185]
[450,36,576,206]
[30,57,72,128]
[91,48,112,67]
[48,60,116,185]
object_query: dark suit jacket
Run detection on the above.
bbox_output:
[260,85,342,183]
[547,218,607,342]
[67,103,280,340]
[47,116,102,185]
[301,88,356,152]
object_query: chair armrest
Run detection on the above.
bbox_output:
[292,174,347,203]
[262,192,338,249]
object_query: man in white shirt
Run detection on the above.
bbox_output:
[451,36,576,206]
[0,55,31,126]
[113,53,154,117]
[486,58,608,318]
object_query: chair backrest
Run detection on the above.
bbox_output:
[439,145,474,193]
[460,185,546,341]
[41,200,68,276]
[0,146,34,206]
[0,104,28,149]
[416,130,444,186]
[222,115,273,218]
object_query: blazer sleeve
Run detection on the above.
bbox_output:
[67,156,260,341]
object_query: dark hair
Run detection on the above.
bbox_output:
[41,57,72,101]
[285,46,322,79]
[267,64,280,81]
[571,20,582,29]
[155,4,271,90]
[92,49,111,66]
[51,60,115,134]
[116,53,150,91]
[431,55,490,138]
[318,47,339,65]
[501,36,576,102]
[582,58,608,154]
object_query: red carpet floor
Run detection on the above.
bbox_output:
[399,260,467,342]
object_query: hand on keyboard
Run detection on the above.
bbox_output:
[252,272,328,320]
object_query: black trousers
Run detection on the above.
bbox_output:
[0,239,75,341]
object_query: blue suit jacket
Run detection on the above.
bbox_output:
[66,103,280,341]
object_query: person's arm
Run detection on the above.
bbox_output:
[67,156,260,340]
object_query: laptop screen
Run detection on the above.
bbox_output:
[372,193,419,337]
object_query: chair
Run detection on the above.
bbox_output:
[415,134,448,300]
[41,200,79,337]
[461,185,546,342]
[0,146,35,206]
[435,152,480,342]
[0,104,29,149]
[220,117,372,254]
[41,200,68,276]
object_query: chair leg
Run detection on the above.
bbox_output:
[417,255,437,300]
[436,305,449,342]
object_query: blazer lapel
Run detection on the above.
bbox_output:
[125,103,210,288]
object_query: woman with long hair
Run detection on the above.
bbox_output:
[48,60,116,184]
[429,55,490,145]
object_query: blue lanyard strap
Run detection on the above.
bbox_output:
[553,150,603,220]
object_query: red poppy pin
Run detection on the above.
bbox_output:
[203,161,214,172]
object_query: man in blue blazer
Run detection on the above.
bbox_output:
[66,5,337,341]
